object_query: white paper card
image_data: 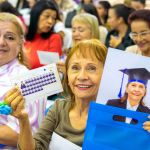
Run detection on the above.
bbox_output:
[11,64,63,102]
[37,51,60,65]
[49,132,82,150]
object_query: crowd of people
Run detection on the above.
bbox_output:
[0,0,150,149]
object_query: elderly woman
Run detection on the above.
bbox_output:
[72,13,100,45]
[126,9,150,57]
[4,39,107,149]
[24,0,62,69]
[0,13,46,149]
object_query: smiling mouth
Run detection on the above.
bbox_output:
[132,93,141,96]
[76,85,92,89]
[137,43,146,47]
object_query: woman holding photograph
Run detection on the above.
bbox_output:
[107,68,150,124]
[3,39,107,149]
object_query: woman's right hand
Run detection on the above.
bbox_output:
[4,87,28,120]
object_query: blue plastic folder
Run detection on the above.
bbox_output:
[83,102,150,150]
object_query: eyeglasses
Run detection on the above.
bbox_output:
[129,30,150,40]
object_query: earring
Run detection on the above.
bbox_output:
[18,51,22,61]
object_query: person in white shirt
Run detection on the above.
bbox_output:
[126,9,150,57]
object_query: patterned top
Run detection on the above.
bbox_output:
[0,59,47,149]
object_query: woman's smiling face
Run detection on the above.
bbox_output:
[126,82,146,102]
[0,21,21,66]
[67,50,103,101]
[130,20,150,54]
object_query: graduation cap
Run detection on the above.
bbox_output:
[118,68,150,98]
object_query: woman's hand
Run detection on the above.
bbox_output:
[4,87,28,120]
[109,35,122,48]
[143,116,150,132]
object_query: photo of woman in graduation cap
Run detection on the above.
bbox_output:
[107,67,150,124]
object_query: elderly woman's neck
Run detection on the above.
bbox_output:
[0,59,18,67]
[73,98,91,117]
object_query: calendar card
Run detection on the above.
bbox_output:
[11,63,63,102]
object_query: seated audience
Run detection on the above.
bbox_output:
[126,9,150,57]
[0,13,46,149]
[24,0,62,69]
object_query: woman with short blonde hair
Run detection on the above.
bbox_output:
[72,13,100,45]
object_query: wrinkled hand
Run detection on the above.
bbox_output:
[56,61,66,75]
[4,87,28,120]
[109,35,122,48]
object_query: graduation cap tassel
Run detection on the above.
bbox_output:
[118,69,126,98]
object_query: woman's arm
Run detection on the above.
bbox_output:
[4,88,35,150]
[4,87,58,149]
[0,125,18,146]
[18,116,35,150]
